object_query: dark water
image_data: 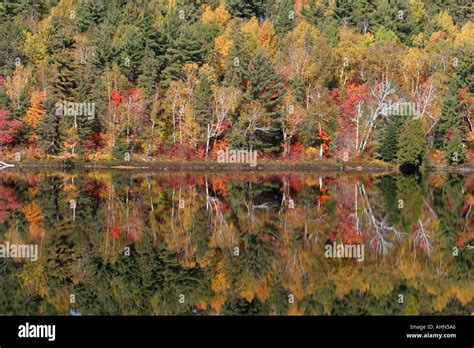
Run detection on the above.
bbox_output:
[0,170,473,315]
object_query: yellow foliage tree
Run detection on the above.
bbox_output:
[214,34,233,70]
[455,22,474,46]
[258,19,277,54]
[202,4,230,27]
[23,202,45,241]
[5,65,32,109]
[24,90,47,143]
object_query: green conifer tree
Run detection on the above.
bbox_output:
[445,129,466,165]
[381,117,405,163]
[397,118,427,169]
[226,0,270,18]
[246,49,286,152]
[191,73,214,143]
[434,77,463,148]
[275,0,295,35]
[38,99,61,155]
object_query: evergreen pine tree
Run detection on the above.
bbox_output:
[50,50,78,100]
[191,73,214,141]
[160,25,208,87]
[38,99,61,155]
[226,0,270,18]
[137,48,159,106]
[445,129,466,165]
[370,0,416,44]
[302,1,340,45]
[246,49,286,152]
[434,77,463,148]
[275,0,295,35]
[76,60,100,154]
[381,117,405,163]
[116,25,145,81]
[76,0,106,32]
[397,118,426,169]
[90,24,116,70]
[47,16,78,100]
[247,50,285,117]
[223,29,253,89]
[0,84,12,109]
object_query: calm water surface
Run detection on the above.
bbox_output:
[0,170,473,315]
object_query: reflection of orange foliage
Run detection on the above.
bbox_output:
[22,202,44,240]
[316,193,330,204]
[288,306,304,316]
[110,226,121,240]
[456,234,465,248]
[211,270,229,293]
[316,184,331,204]
[467,194,474,205]
[211,294,226,312]
[468,131,474,142]
[197,300,207,311]
[255,280,271,301]
[427,149,446,165]
[303,177,318,186]
[427,174,445,188]
[294,0,307,12]
[212,178,228,196]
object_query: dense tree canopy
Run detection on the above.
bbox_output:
[0,0,472,168]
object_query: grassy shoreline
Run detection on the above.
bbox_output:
[2,158,474,173]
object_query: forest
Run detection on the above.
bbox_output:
[0,0,472,169]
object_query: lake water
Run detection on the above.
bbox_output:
[0,170,473,315]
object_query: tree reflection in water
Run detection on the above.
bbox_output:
[0,170,473,315]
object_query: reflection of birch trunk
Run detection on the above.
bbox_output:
[243,199,271,228]
[285,252,305,277]
[279,177,292,215]
[126,189,129,237]
[146,177,153,213]
[207,194,232,246]
[413,219,432,255]
[464,204,472,232]
[105,183,114,255]
[358,183,404,255]
[171,188,175,239]
[354,183,359,234]
[205,177,210,211]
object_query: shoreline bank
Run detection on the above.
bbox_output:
[1,159,474,173]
